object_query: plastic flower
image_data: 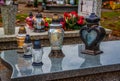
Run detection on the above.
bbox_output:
[64,11,85,29]
[45,22,49,27]
[77,16,84,25]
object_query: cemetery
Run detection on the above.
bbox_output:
[0,0,120,81]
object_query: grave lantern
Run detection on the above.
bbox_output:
[34,12,45,32]
[48,15,64,57]
[32,39,43,66]
[17,25,27,53]
[56,0,65,5]
[26,12,35,30]
[70,0,75,5]
[79,13,106,55]
[23,34,33,58]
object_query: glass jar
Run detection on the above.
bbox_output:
[32,40,43,66]
[23,34,33,58]
[48,23,64,51]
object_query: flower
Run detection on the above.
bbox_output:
[45,22,49,27]
[60,21,66,30]
[70,11,78,18]
[77,16,84,25]
[64,11,85,30]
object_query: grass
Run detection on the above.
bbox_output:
[101,10,120,36]
[16,13,28,23]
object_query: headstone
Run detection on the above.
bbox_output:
[1,5,17,35]
[78,0,102,17]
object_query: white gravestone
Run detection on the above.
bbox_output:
[78,0,102,17]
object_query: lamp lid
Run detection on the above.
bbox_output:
[50,23,62,28]
[18,25,26,34]
[29,12,33,17]
[86,13,100,24]
[24,34,32,43]
[36,13,42,18]
[33,39,41,49]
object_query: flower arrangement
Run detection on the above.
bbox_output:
[30,11,85,31]
[43,17,52,30]
[63,11,85,30]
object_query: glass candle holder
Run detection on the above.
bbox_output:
[23,34,33,58]
[32,40,43,66]
[34,12,45,32]
[48,21,64,51]
[17,25,27,53]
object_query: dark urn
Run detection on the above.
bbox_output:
[79,13,106,55]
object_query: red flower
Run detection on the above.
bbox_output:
[60,21,66,30]
[77,20,84,25]
[64,12,70,18]
[45,22,49,27]
[79,16,84,20]
[77,16,84,25]
[64,11,85,29]
[71,11,77,14]
[70,11,78,18]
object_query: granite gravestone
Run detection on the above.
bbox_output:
[1,1,17,35]
[78,0,102,17]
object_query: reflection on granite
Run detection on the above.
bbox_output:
[78,45,102,67]
[80,54,101,68]
[1,41,120,81]
[50,57,64,72]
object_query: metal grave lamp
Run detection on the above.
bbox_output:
[48,15,64,58]
[79,13,106,55]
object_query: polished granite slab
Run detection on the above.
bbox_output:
[1,41,120,81]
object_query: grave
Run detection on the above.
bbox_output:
[1,41,120,81]
[44,0,78,12]
[1,1,17,35]
[78,0,102,17]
